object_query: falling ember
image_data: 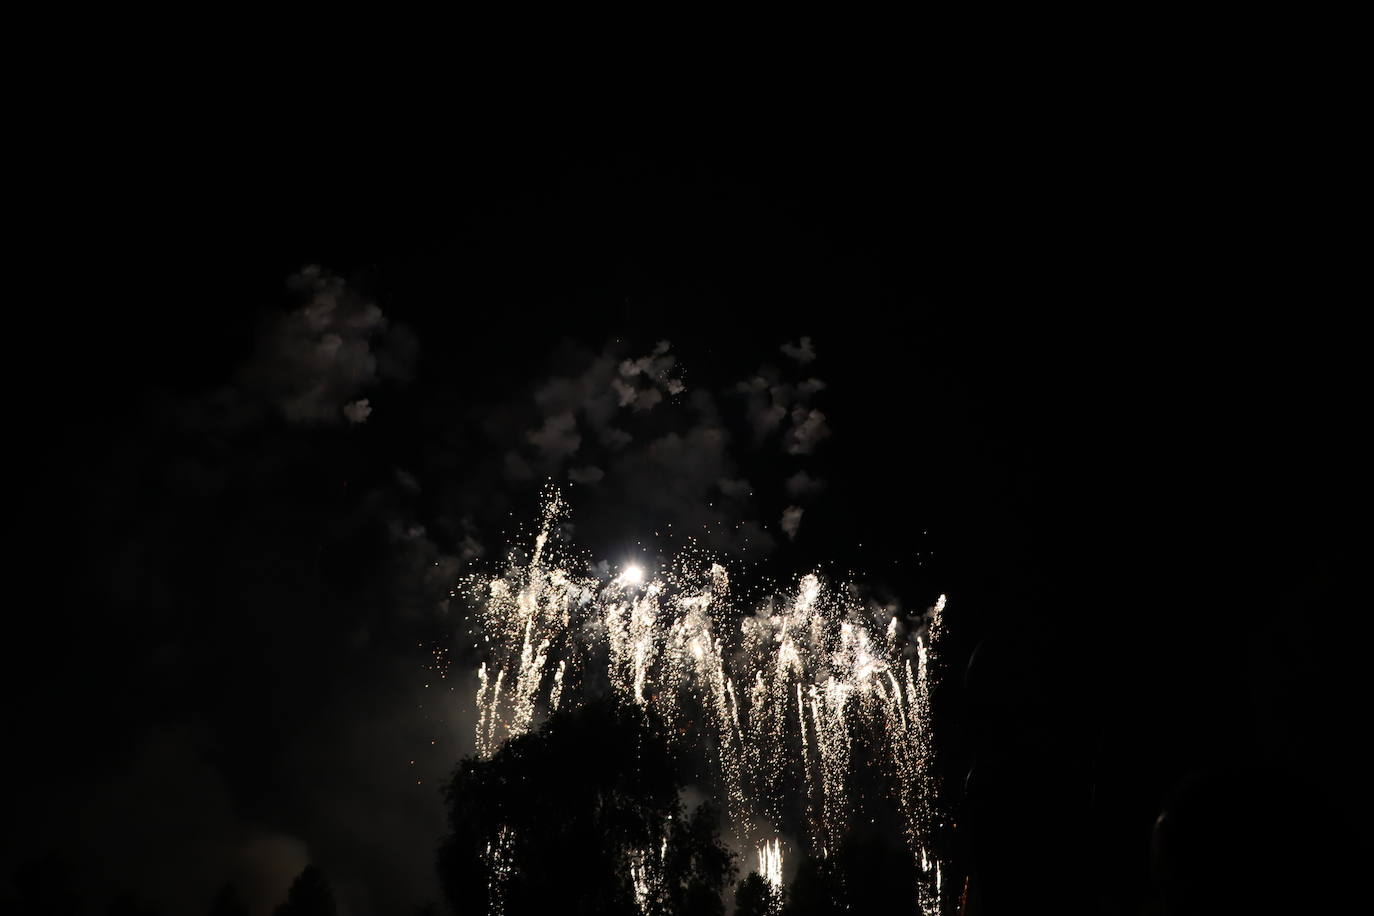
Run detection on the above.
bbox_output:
[467,492,951,914]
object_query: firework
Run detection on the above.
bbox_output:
[468,493,948,914]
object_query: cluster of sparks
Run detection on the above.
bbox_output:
[469,493,947,914]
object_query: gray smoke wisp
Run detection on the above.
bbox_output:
[240,265,416,426]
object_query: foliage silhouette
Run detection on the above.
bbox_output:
[733,873,780,916]
[209,883,248,916]
[780,827,920,915]
[438,697,735,915]
[273,866,336,916]
[105,892,160,916]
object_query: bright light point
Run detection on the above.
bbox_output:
[620,564,644,584]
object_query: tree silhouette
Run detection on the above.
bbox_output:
[734,873,780,916]
[209,882,248,916]
[777,856,837,916]
[273,866,336,916]
[438,697,734,915]
[105,892,160,916]
[779,828,920,915]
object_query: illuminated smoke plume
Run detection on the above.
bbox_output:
[463,491,950,914]
[232,265,417,427]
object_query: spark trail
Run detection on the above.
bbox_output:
[466,492,949,914]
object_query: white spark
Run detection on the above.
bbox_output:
[757,836,784,889]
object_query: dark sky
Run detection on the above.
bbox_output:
[8,96,1361,914]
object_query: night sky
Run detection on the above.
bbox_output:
[8,96,1361,914]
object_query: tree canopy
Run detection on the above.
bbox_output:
[273,867,336,916]
[439,698,735,916]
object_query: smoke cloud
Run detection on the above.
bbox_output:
[239,266,415,426]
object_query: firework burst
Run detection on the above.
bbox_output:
[466,492,948,914]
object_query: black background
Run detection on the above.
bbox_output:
[9,82,1361,914]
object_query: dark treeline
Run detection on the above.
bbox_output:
[6,652,1361,915]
